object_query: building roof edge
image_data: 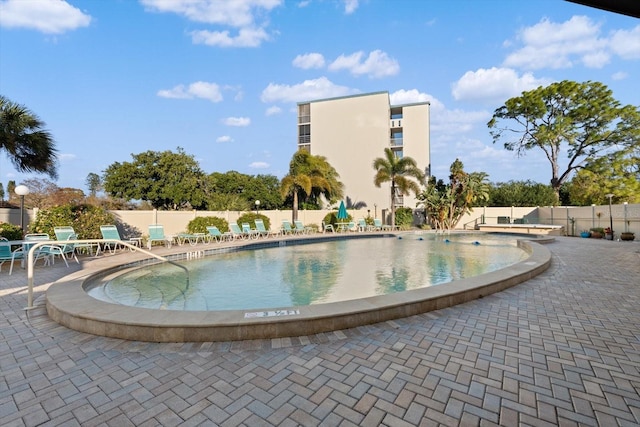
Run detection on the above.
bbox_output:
[297,91,389,105]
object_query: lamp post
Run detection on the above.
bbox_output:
[15,185,30,231]
[255,200,260,215]
[374,204,377,219]
[605,193,614,239]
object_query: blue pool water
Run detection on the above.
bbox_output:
[86,234,528,311]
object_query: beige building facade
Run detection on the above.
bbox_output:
[297,92,430,219]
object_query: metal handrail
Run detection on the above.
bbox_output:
[25,239,189,309]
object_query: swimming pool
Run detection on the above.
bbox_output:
[86,233,528,311]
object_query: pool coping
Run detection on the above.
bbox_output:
[46,233,553,342]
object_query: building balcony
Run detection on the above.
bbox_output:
[390,137,403,147]
[298,135,310,144]
[298,115,310,124]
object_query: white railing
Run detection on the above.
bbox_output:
[25,239,189,309]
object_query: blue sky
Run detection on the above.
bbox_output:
[1,0,638,192]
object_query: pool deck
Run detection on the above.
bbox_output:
[1,235,639,425]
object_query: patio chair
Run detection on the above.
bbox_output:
[229,222,248,240]
[0,238,24,275]
[206,226,230,243]
[100,225,141,253]
[147,224,173,250]
[242,223,260,240]
[357,218,369,232]
[281,220,295,236]
[372,218,383,231]
[254,219,280,238]
[54,226,100,256]
[294,220,312,235]
[322,221,334,233]
[38,233,80,267]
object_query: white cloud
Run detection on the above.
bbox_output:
[265,105,282,116]
[292,53,325,69]
[141,0,283,48]
[610,25,640,60]
[503,16,610,69]
[0,0,91,34]
[223,117,251,127]
[216,136,233,143]
[261,77,357,103]
[141,0,282,27]
[390,89,489,139]
[328,50,399,78]
[451,67,550,103]
[190,27,270,48]
[58,153,77,161]
[249,161,270,169]
[297,1,311,7]
[157,81,223,102]
[612,71,628,81]
[343,0,358,14]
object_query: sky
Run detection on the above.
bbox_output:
[0,0,638,193]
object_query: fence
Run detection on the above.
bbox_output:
[2,203,639,238]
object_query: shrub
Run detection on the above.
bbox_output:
[187,216,229,233]
[29,204,115,239]
[395,207,414,229]
[322,211,351,227]
[0,222,24,240]
[237,213,271,230]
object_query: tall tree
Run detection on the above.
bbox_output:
[372,148,425,228]
[488,180,557,207]
[488,80,640,199]
[0,96,58,178]
[103,147,206,210]
[85,172,102,197]
[418,159,490,231]
[281,150,343,221]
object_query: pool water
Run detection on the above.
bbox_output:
[86,234,528,311]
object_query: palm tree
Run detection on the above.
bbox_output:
[373,148,425,228]
[281,150,343,221]
[0,96,58,178]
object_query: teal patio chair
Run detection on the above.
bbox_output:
[229,223,247,240]
[255,219,280,238]
[147,225,173,249]
[281,220,295,236]
[357,218,369,232]
[242,222,260,240]
[0,238,24,275]
[373,218,383,231]
[100,225,141,253]
[38,233,79,267]
[206,226,230,243]
[54,226,99,256]
[294,220,312,235]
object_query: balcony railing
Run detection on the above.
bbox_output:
[298,115,310,124]
[390,137,403,147]
[298,135,310,144]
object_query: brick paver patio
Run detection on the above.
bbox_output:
[1,236,639,426]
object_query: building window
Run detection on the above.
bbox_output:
[298,103,310,124]
[298,124,310,145]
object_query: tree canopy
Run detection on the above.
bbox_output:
[0,96,58,178]
[488,80,640,199]
[488,180,557,207]
[102,147,207,210]
[418,159,489,231]
[372,148,425,228]
[281,150,344,221]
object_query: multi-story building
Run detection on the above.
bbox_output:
[297,91,430,220]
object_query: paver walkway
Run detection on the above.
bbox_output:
[1,237,639,426]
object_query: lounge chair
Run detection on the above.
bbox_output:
[322,221,334,233]
[147,224,173,249]
[38,233,80,267]
[242,222,260,240]
[206,226,230,243]
[372,218,383,231]
[345,221,358,232]
[254,219,280,238]
[281,220,295,236]
[54,226,99,256]
[100,225,141,253]
[294,220,311,234]
[0,238,24,275]
[357,218,370,232]
[229,222,248,240]
[176,232,206,246]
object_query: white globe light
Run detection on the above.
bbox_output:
[15,185,30,196]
